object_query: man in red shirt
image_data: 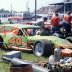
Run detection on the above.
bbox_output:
[64,11,72,33]
[51,12,61,34]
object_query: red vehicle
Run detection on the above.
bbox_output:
[8,12,34,21]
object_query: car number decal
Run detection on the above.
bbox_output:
[8,37,22,46]
[16,37,22,46]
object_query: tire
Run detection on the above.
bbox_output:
[0,36,3,48]
[66,36,72,43]
[33,40,54,57]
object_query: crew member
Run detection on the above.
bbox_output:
[40,21,51,36]
[41,17,48,29]
[50,12,61,34]
[64,11,72,33]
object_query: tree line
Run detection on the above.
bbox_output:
[0,8,11,13]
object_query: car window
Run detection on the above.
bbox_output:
[12,28,24,36]
[17,29,23,36]
[22,28,41,36]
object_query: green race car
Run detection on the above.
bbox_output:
[0,24,72,56]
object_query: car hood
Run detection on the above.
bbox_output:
[28,35,72,49]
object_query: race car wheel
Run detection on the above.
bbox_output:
[0,36,3,48]
[33,40,54,56]
[34,42,43,56]
[66,36,72,43]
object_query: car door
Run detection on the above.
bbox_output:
[13,28,28,48]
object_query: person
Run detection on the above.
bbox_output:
[50,12,61,34]
[40,22,51,36]
[39,17,51,36]
[59,21,71,35]
[41,17,48,29]
[8,19,13,24]
[64,11,72,33]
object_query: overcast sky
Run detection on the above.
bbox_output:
[0,0,63,12]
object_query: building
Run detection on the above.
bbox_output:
[37,0,72,14]
[49,0,72,13]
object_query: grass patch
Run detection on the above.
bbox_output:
[0,62,10,72]
[0,49,48,72]
[22,52,47,62]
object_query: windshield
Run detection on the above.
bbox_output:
[22,28,41,36]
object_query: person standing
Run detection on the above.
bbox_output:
[41,17,48,29]
[64,11,72,33]
[50,12,61,34]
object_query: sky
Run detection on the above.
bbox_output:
[0,0,63,12]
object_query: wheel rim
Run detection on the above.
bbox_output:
[34,42,43,56]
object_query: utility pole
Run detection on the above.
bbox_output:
[11,4,12,16]
[35,0,37,21]
[26,2,30,12]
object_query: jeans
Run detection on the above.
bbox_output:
[59,21,71,34]
[52,26,60,34]
[61,23,71,34]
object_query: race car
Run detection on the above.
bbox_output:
[0,24,72,56]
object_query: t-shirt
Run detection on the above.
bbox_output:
[64,15,72,24]
[51,16,60,27]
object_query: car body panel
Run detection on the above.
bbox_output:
[0,24,72,51]
[1,24,40,29]
[28,35,72,48]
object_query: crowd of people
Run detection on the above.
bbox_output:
[40,11,72,37]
